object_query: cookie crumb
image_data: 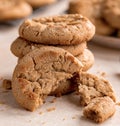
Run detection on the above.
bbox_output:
[116,102,120,106]
[46,107,56,112]
[42,122,46,125]
[2,79,12,90]
[97,71,107,78]
[72,116,76,119]
[49,97,57,103]
[63,118,66,121]
[39,111,43,115]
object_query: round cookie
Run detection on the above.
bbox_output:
[68,0,115,36]
[11,37,87,58]
[12,47,83,111]
[76,49,94,71]
[0,0,32,21]
[24,0,56,8]
[19,14,95,45]
[102,0,120,29]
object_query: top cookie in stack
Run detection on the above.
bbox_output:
[11,14,95,111]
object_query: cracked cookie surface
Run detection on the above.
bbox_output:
[12,46,83,111]
[0,0,32,21]
[74,72,116,106]
[10,37,87,58]
[19,14,95,45]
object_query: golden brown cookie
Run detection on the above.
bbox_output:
[12,47,83,111]
[83,97,116,123]
[0,0,32,21]
[73,72,116,106]
[10,37,87,58]
[19,14,95,45]
[24,0,56,8]
[68,0,115,36]
[76,49,94,71]
[103,0,120,29]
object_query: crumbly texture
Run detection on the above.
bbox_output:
[74,72,116,106]
[24,0,56,8]
[19,14,95,45]
[2,79,12,90]
[76,49,94,71]
[10,37,87,58]
[0,0,32,21]
[49,49,94,96]
[12,47,83,111]
[103,0,120,29]
[68,0,115,36]
[83,97,116,123]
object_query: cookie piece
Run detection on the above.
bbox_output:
[19,14,95,45]
[74,72,116,106]
[0,0,32,21]
[12,47,83,111]
[68,0,115,36]
[76,49,94,71]
[24,0,56,8]
[10,37,87,58]
[103,0,120,29]
[83,97,116,123]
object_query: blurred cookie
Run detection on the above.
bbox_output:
[83,97,116,123]
[0,0,32,21]
[76,49,94,71]
[24,0,56,8]
[103,0,120,29]
[10,37,87,58]
[12,47,83,111]
[68,0,115,36]
[19,14,95,45]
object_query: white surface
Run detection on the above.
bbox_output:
[0,0,120,126]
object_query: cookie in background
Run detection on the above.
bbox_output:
[0,0,32,22]
[24,0,56,8]
[68,0,116,36]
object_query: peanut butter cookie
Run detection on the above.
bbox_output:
[10,37,87,58]
[24,0,56,8]
[68,0,115,36]
[74,72,116,106]
[83,97,116,123]
[103,0,120,29]
[19,14,95,45]
[76,49,94,71]
[0,0,32,21]
[12,47,83,111]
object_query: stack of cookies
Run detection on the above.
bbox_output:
[11,14,95,111]
[10,14,117,123]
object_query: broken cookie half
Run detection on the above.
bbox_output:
[74,72,116,106]
[12,46,83,111]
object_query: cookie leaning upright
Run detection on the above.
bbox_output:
[19,14,95,45]
[102,0,120,29]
